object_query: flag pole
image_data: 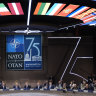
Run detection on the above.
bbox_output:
[27,0,32,33]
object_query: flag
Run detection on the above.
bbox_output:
[58,4,79,17]
[46,3,66,15]
[75,8,96,19]
[8,2,24,15]
[67,6,90,17]
[81,12,96,21]
[0,3,11,15]
[82,21,96,25]
[34,2,51,15]
[83,15,96,23]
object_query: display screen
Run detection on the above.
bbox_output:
[6,35,42,70]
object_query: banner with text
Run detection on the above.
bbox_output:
[6,35,42,70]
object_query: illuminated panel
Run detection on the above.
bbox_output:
[8,2,24,15]
[75,8,96,19]
[67,6,90,17]
[34,2,51,15]
[46,3,66,15]
[0,3,11,15]
[58,4,79,17]
[83,15,96,23]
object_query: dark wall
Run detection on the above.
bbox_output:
[0,33,93,84]
[48,36,93,83]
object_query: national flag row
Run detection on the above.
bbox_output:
[0,2,24,16]
[34,2,96,23]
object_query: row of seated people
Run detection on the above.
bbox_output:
[0,80,55,90]
[0,79,96,92]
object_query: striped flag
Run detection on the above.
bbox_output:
[83,15,96,23]
[8,2,24,15]
[46,3,66,16]
[0,3,11,15]
[34,2,51,15]
[67,6,90,18]
[58,4,79,17]
[75,8,96,19]
[82,21,96,25]
[81,12,96,21]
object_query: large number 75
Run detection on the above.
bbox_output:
[26,37,40,56]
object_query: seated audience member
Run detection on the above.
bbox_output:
[34,81,42,90]
[88,83,94,91]
[13,81,21,90]
[72,83,78,90]
[1,81,7,90]
[24,81,31,90]
[63,83,67,90]
[0,81,2,89]
[57,80,63,89]
[69,81,74,89]
[48,81,55,89]
[80,80,86,90]
[88,75,93,84]
[93,80,96,91]
[84,83,89,90]
[62,83,67,93]
[43,80,48,89]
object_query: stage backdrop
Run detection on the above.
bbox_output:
[6,35,42,70]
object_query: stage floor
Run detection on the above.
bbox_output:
[0,91,96,96]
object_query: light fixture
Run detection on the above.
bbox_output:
[14,30,42,34]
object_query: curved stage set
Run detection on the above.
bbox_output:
[0,0,95,96]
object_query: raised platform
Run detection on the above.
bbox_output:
[0,90,96,96]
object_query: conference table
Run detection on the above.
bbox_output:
[0,89,96,96]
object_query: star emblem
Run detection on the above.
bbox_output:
[10,39,20,49]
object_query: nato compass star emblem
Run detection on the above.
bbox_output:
[10,39,20,49]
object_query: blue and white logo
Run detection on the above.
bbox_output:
[10,39,20,49]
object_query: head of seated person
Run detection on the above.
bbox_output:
[13,81,20,90]
[24,81,31,90]
[34,81,42,90]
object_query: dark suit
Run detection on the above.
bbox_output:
[47,85,55,89]
[13,85,20,90]
[34,85,42,90]
[0,85,6,90]
[24,85,31,90]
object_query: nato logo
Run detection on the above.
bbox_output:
[6,35,24,52]
[10,39,20,49]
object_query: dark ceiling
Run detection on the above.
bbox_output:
[0,0,96,34]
